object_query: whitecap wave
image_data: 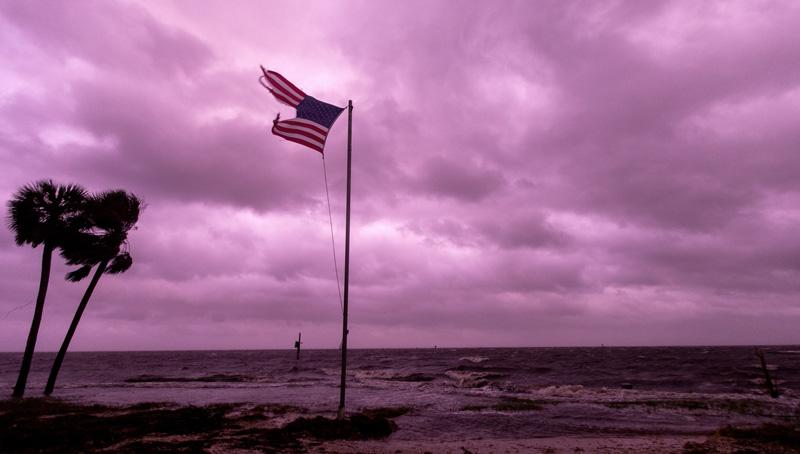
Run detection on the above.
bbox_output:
[445,370,500,388]
[459,356,489,363]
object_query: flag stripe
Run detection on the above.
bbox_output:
[273,130,325,152]
[274,121,327,142]
[269,88,300,108]
[267,70,307,100]
[277,133,323,153]
[270,81,302,105]
[273,126,324,153]
[267,72,305,104]
[282,118,329,135]
[266,75,302,105]
[272,123,326,149]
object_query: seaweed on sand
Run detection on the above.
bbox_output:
[360,406,412,419]
[683,423,800,454]
[718,423,800,449]
[222,409,400,452]
[0,399,403,454]
[0,399,231,453]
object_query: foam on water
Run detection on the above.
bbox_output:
[459,356,490,363]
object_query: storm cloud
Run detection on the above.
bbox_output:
[1,0,799,350]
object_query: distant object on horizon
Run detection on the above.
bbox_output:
[294,332,302,360]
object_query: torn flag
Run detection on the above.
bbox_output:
[260,67,345,154]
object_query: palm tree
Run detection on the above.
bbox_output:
[44,190,141,396]
[8,180,89,397]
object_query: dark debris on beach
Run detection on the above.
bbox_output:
[0,399,403,453]
[683,422,800,454]
[3,398,800,453]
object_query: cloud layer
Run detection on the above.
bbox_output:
[1,0,799,350]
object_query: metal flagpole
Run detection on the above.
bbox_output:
[337,100,353,420]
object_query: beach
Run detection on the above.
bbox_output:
[2,398,798,453]
[319,436,710,453]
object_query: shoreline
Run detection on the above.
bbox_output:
[318,436,710,453]
[2,398,799,453]
[2,344,799,354]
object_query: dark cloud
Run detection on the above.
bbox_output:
[411,156,506,202]
[1,1,800,349]
[0,1,212,76]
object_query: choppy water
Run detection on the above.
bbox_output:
[2,346,799,439]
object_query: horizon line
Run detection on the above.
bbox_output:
[1,342,798,354]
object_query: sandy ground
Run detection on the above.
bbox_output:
[316,435,711,453]
[3,399,796,453]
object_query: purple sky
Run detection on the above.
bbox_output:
[1,1,800,351]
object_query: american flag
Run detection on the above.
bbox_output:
[260,67,344,154]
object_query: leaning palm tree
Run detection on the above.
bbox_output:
[8,180,89,397]
[44,190,141,396]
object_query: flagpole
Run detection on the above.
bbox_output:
[338,99,353,420]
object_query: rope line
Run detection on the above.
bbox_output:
[322,156,344,314]
[1,301,33,320]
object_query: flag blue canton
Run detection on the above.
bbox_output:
[297,96,345,129]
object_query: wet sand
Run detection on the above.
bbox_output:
[318,428,800,453]
[3,398,800,453]
[318,436,708,453]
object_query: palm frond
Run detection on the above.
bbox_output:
[65,265,93,282]
[8,182,142,279]
[106,252,133,274]
[60,231,116,265]
[90,190,142,232]
[7,180,88,248]
[58,189,144,266]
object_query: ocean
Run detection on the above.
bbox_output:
[2,346,798,441]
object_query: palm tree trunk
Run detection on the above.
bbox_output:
[44,260,107,396]
[13,243,54,398]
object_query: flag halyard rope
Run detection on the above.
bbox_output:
[322,156,344,314]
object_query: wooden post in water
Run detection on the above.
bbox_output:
[295,332,302,360]
[337,100,353,420]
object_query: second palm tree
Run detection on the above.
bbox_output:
[44,190,142,396]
